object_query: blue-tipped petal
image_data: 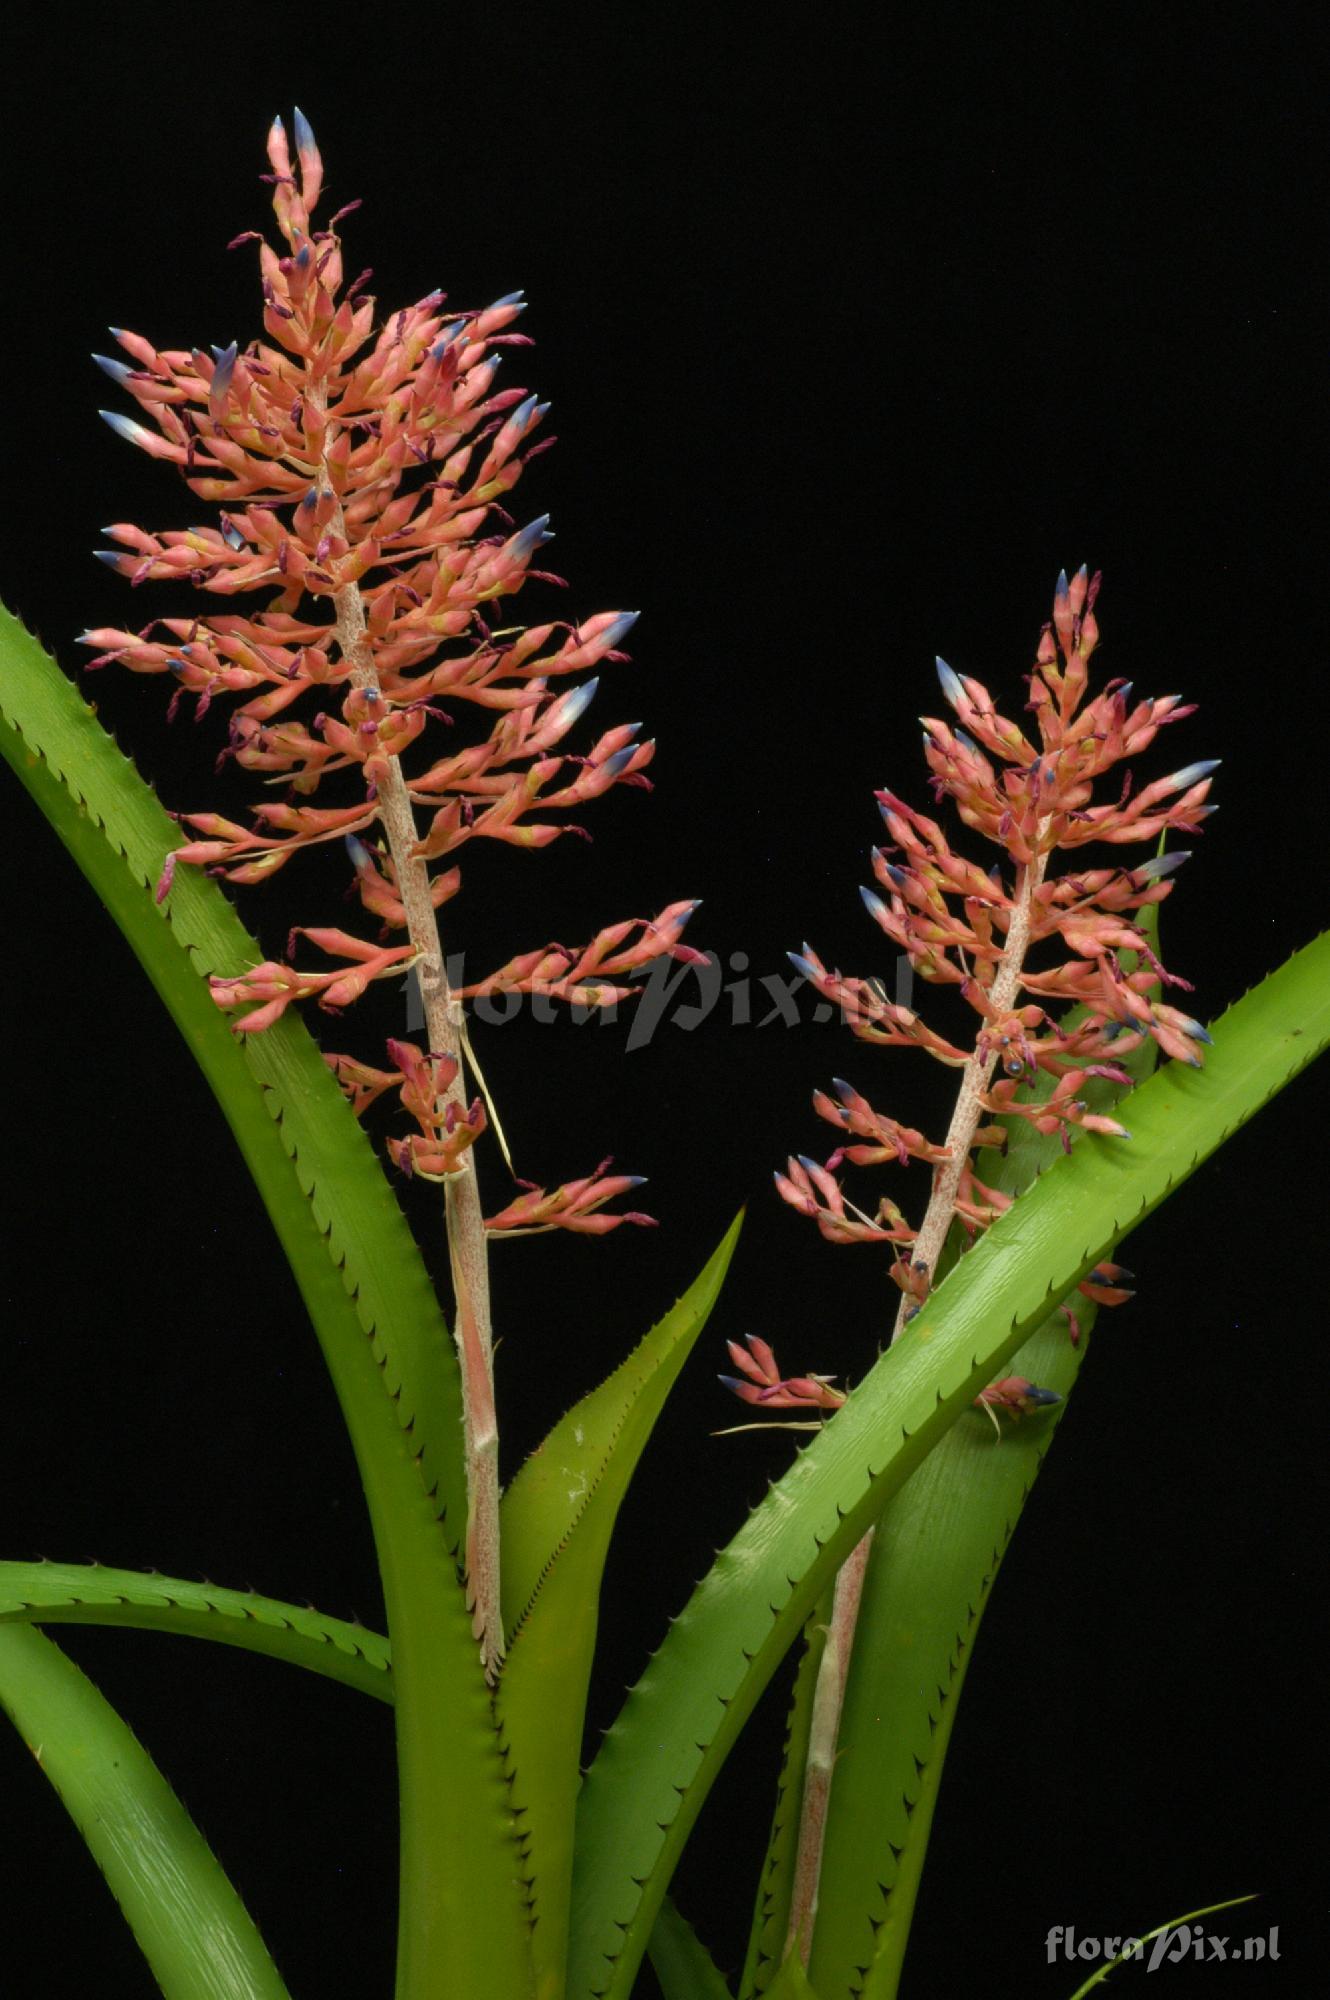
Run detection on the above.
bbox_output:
[98,409,152,449]
[831,1077,857,1101]
[558,676,599,726]
[935,656,965,709]
[345,835,374,870]
[599,610,641,651]
[1025,1385,1062,1406]
[602,745,639,779]
[859,885,889,923]
[293,106,316,156]
[507,514,553,562]
[210,341,238,403]
[1055,567,1070,599]
[492,288,526,309]
[787,951,817,981]
[1133,849,1192,881]
[796,1155,822,1174]
[623,1176,649,1189]
[1163,758,1221,792]
[92,550,123,568]
[1180,1018,1214,1045]
[92,353,133,387]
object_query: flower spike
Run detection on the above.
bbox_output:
[91,117,692,1682]
[735,568,1213,1437]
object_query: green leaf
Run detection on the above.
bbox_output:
[647,1895,735,2000]
[0,1563,393,1705]
[497,1215,742,1992]
[0,606,532,1997]
[0,1623,291,1999]
[567,931,1330,2000]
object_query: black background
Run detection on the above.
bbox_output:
[2,9,1327,1997]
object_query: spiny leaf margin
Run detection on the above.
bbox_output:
[0,1561,392,1704]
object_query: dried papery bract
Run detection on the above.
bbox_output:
[88,109,701,1678]
[729,569,1216,1964]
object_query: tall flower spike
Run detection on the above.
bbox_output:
[91,114,697,1682]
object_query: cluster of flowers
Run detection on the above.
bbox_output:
[725,568,1215,1420]
[84,110,701,1234]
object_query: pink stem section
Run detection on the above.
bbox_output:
[891,849,1047,1339]
[319,403,502,1683]
[787,850,1047,1965]
[784,1530,874,1964]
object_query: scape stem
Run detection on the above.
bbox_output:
[785,849,1047,1966]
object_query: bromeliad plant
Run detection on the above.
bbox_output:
[0,113,1326,2000]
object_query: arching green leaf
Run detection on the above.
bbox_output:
[497,1215,742,1992]
[0,1624,291,2000]
[0,1562,392,1705]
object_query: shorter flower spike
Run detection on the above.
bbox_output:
[777,570,1210,1436]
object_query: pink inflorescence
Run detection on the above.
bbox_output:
[728,567,1215,1421]
[87,110,702,1234]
